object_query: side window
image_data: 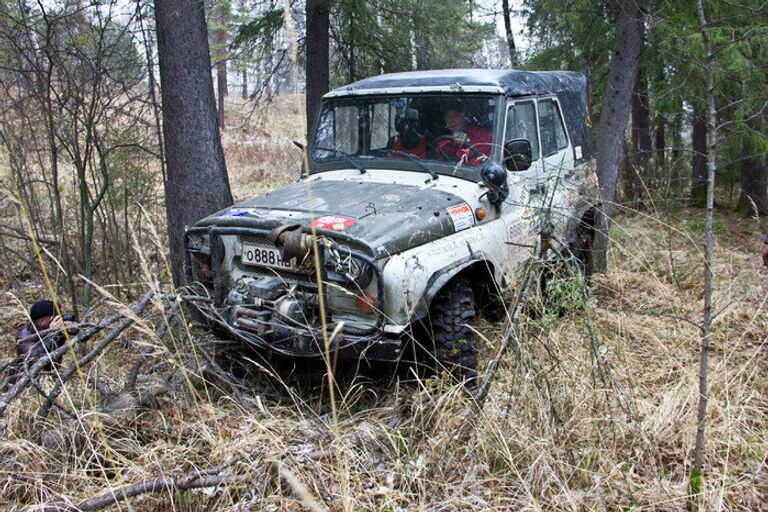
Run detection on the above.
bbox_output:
[505,101,539,162]
[369,102,391,151]
[314,105,360,155]
[538,99,568,157]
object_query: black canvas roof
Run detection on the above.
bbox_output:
[326,69,587,99]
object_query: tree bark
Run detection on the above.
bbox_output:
[628,56,651,206]
[242,66,248,99]
[305,0,329,142]
[592,0,643,272]
[737,82,768,216]
[214,2,228,129]
[501,0,517,67]
[689,105,708,207]
[414,0,429,70]
[690,0,716,503]
[154,0,233,287]
[738,132,768,216]
[654,112,665,164]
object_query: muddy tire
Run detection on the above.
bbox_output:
[570,215,595,279]
[428,277,477,382]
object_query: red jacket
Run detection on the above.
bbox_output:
[391,136,427,159]
[437,125,492,167]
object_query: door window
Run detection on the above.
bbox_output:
[538,99,568,157]
[505,101,539,162]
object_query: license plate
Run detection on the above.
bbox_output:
[241,244,295,270]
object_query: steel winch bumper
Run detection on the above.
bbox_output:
[183,225,401,361]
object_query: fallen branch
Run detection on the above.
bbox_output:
[37,292,154,418]
[32,448,333,512]
[0,291,154,418]
[34,463,251,512]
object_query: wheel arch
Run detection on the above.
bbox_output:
[410,255,502,324]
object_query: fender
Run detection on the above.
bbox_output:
[410,253,493,322]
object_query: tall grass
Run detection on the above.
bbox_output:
[0,97,765,511]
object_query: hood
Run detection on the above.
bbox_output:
[197,178,477,257]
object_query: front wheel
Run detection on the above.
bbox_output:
[427,277,477,383]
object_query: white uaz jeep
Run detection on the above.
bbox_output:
[185,69,599,379]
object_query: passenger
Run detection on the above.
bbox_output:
[437,101,492,166]
[390,108,427,159]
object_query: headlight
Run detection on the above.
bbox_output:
[325,246,373,289]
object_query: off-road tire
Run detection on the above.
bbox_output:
[428,278,477,382]
[570,215,595,279]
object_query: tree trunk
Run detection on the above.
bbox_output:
[592,0,643,272]
[690,0,716,504]
[738,131,768,216]
[348,8,356,82]
[501,0,517,67]
[671,109,682,165]
[654,113,665,164]
[414,0,429,71]
[154,0,233,287]
[689,105,708,207]
[306,0,329,143]
[628,59,651,206]
[214,3,228,129]
[241,66,248,99]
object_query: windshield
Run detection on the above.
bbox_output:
[311,95,499,175]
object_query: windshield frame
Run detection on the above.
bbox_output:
[308,93,506,182]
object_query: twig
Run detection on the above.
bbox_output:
[37,292,155,419]
[124,299,180,393]
[0,291,153,418]
[474,237,542,405]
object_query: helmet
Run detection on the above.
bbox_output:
[395,108,422,148]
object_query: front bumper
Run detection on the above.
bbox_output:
[183,226,401,362]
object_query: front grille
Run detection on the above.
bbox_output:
[239,233,273,248]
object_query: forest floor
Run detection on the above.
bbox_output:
[0,96,766,511]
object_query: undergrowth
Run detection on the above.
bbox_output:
[0,98,765,511]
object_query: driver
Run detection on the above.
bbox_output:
[389,108,427,159]
[436,101,492,166]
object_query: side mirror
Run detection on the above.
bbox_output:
[504,138,532,172]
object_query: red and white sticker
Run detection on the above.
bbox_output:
[311,215,356,231]
[446,203,475,231]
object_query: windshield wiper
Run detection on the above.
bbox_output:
[311,146,367,174]
[370,148,438,181]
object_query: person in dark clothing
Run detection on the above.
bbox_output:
[7,300,76,385]
[389,108,428,159]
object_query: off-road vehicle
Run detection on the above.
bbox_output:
[185,69,599,379]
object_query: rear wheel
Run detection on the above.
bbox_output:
[570,214,596,279]
[428,277,477,383]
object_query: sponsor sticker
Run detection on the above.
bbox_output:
[446,202,475,231]
[311,215,356,231]
[223,208,249,217]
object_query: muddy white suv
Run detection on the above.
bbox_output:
[185,69,599,379]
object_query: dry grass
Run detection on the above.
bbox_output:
[0,97,766,511]
[221,94,305,200]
